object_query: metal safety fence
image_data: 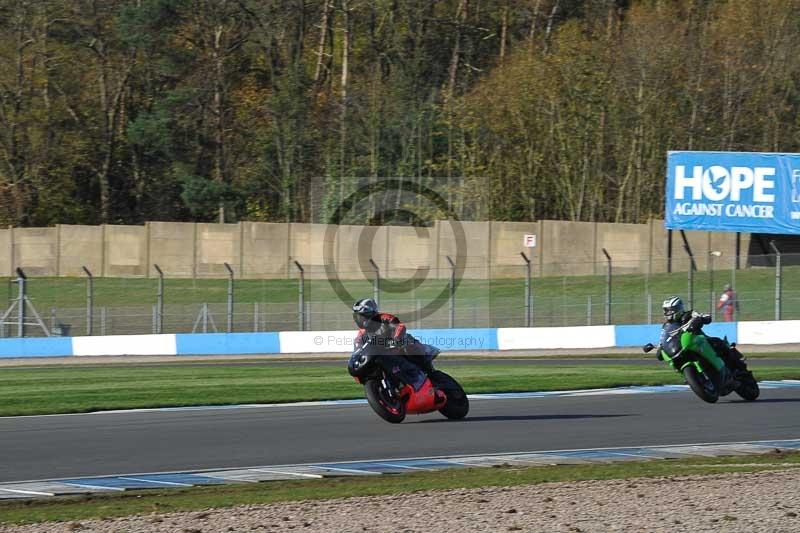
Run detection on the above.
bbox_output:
[1,252,799,338]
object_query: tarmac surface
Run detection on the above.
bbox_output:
[1,381,799,483]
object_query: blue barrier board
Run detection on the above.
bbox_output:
[408,328,498,351]
[175,332,280,355]
[615,322,737,347]
[666,151,800,234]
[0,337,73,358]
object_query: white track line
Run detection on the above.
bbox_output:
[0,488,54,496]
[116,476,192,487]
[250,469,323,479]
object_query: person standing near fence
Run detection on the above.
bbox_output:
[717,284,738,321]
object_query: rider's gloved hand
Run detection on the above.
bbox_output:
[691,311,712,324]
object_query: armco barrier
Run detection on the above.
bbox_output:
[0,321,794,358]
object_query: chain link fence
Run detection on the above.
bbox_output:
[1,253,799,338]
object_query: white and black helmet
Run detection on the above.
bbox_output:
[662,296,685,322]
[352,298,378,328]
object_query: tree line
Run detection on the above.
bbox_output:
[1,0,799,227]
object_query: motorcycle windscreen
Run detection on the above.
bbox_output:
[659,322,684,357]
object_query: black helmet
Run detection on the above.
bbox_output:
[352,298,378,328]
[662,296,685,322]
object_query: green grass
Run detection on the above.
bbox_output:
[1,451,798,525]
[2,264,799,329]
[1,361,799,416]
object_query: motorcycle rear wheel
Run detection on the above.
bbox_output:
[735,373,760,401]
[683,365,719,403]
[429,370,469,420]
[364,379,406,423]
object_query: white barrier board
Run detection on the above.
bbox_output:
[278,330,356,353]
[737,320,800,345]
[497,326,616,350]
[72,334,178,356]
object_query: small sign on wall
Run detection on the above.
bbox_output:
[523,234,537,248]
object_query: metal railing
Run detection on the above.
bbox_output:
[1,253,798,337]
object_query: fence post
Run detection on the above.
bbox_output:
[647,293,652,324]
[602,249,611,325]
[254,302,259,332]
[520,252,532,327]
[153,264,164,334]
[446,256,456,328]
[100,306,107,335]
[294,260,305,331]
[82,266,93,335]
[369,259,380,306]
[708,251,721,318]
[682,237,696,310]
[16,268,26,338]
[587,295,592,326]
[769,241,782,320]
[224,262,234,333]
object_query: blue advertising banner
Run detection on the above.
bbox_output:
[666,151,800,234]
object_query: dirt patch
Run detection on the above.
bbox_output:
[2,469,799,532]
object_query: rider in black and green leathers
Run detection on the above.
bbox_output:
[661,296,744,383]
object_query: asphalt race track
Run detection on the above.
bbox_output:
[2,384,799,483]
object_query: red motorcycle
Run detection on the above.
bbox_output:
[347,334,469,423]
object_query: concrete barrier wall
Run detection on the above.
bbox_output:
[0,228,11,276]
[595,222,650,274]
[386,225,426,279]
[241,222,289,278]
[539,220,596,276]
[489,221,539,278]
[148,222,195,277]
[196,223,240,277]
[1,219,752,279]
[105,224,148,277]
[59,225,103,276]
[435,220,491,279]
[13,227,57,276]
[0,320,796,357]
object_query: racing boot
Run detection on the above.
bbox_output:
[718,364,735,394]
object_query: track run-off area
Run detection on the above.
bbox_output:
[1,366,799,489]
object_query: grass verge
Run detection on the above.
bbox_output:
[1,451,798,525]
[1,361,799,416]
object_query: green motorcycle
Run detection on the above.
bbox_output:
[643,316,759,404]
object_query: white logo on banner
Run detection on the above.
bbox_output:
[794,169,800,203]
[673,165,776,219]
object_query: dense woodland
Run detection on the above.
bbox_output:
[1,0,799,226]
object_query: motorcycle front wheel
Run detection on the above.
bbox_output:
[683,365,719,403]
[364,379,406,423]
